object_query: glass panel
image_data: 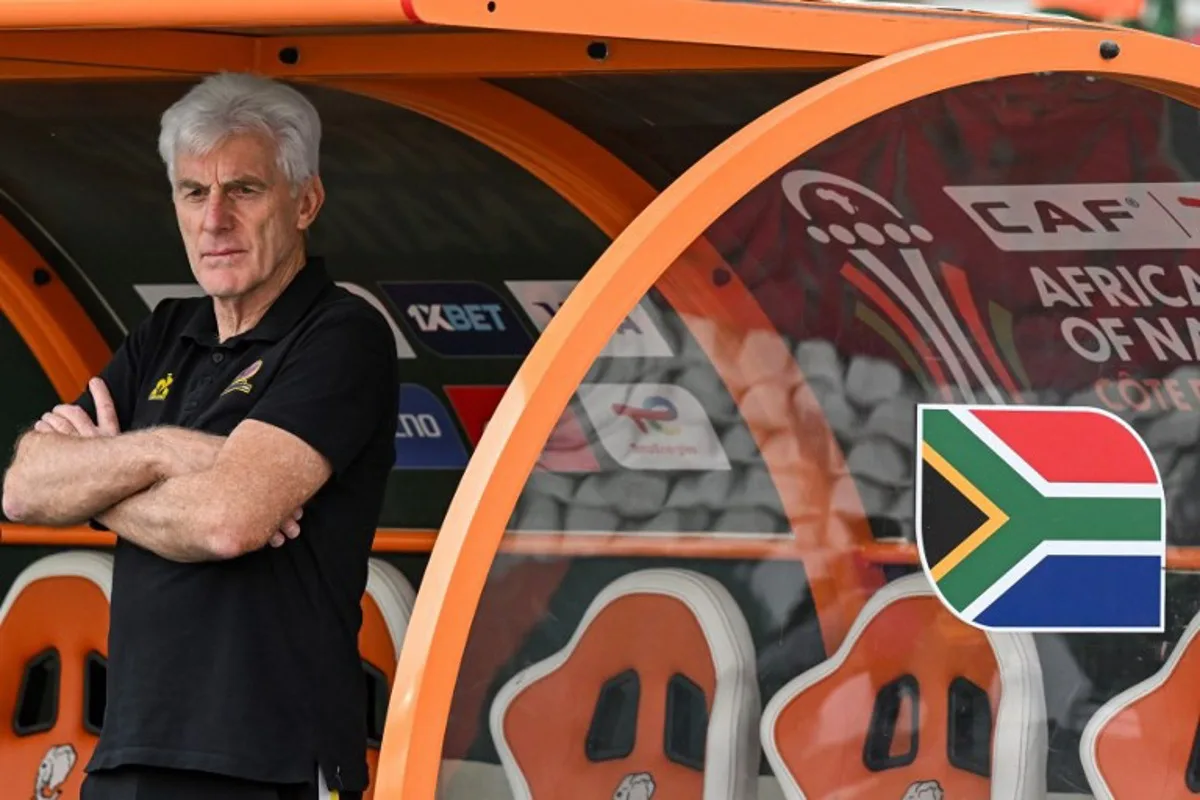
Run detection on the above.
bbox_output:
[496,72,837,190]
[438,73,1200,798]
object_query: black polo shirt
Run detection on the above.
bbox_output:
[74,257,399,792]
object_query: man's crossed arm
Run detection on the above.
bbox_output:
[1,377,329,562]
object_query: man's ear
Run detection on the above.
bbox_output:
[296,175,325,232]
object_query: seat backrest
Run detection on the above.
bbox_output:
[1081,606,1200,799]
[0,550,113,800]
[359,558,416,800]
[761,573,1046,800]
[489,567,760,800]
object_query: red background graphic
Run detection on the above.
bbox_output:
[444,385,601,472]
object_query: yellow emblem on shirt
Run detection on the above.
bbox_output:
[148,373,173,401]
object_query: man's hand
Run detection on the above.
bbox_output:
[269,507,303,548]
[1,377,163,525]
[35,377,120,438]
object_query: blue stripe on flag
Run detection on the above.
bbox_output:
[973,555,1161,629]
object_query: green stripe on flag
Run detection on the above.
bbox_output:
[922,409,1161,612]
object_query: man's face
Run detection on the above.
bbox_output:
[172,132,322,300]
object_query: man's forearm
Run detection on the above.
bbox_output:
[94,473,226,562]
[95,454,290,562]
[1,429,168,526]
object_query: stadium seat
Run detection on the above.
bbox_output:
[761,573,1047,800]
[359,557,416,800]
[0,550,113,800]
[488,567,760,800]
[1080,605,1200,799]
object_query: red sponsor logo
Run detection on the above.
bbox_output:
[444,385,600,472]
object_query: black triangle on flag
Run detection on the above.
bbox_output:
[920,456,989,569]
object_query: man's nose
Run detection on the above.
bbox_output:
[201,192,234,231]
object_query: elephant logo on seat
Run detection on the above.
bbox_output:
[901,779,945,800]
[613,772,656,800]
[32,743,77,800]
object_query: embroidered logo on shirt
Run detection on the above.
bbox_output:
[222,359,263,397]
[148,373,173,401]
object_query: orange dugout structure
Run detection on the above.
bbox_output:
[2,1,1200,798]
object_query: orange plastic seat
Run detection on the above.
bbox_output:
[488,567,760,800]
[1081,607,1200,799]
[0,550,114,800]
[359,558,416,800]
[761,573,1046,800]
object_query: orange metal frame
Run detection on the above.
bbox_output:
[0,214,109,401]
[370,26,1200,799]
[0,29,862,79]
[0,0,1121,82]
[0,0,1115,53]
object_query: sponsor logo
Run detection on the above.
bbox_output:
[32,743,76,800]
[787,170,1200,399]
[221,359,262,397]
[504,279,674,358]
[133,282,417,359]
[148,372,173,401]
[783,169,1026,405]
[394,384,469,470]
[943,182,1200,251]
[444,384,600,472]
[379,281,532,357]
[578,383,730,471]
[915,404,1165,632]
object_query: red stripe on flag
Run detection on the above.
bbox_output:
[969,408,1157,484]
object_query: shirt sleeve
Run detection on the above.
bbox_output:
[245,305,399,478]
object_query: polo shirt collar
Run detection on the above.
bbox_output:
[181,256,331,346]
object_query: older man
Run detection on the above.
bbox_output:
[1,72,399,800]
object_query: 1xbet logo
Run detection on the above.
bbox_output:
[379,281,533,357]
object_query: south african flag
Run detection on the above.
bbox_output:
[915,404,1165,632]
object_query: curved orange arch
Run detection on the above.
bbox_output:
[330,76,877,782]
[372,26,1200,799]
[0,214,110,401]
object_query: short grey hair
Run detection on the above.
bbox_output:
[158,71,321,190]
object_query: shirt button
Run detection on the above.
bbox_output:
[212,352,224,363]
